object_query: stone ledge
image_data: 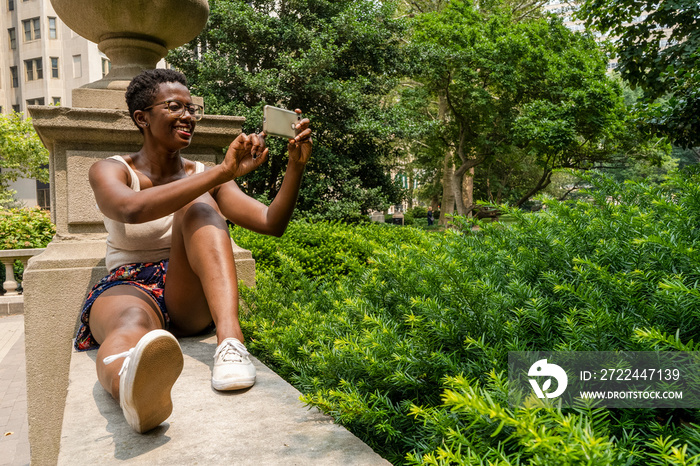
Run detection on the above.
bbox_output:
[0,295,24,316]
[58,332,390,465]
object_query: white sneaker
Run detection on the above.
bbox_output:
[103,329,183,433]
[211,337,256,391]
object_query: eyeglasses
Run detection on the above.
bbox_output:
[144,100,204,121]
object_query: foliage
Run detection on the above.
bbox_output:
[168,0,407,221]
[231,220,426,281]
[604,151,678,185]
[545,75,689,192]
[675,146,700,170]
[0,113,49,207]
[235,168,700,464]
[408,205,428,220]
[400,1,657,212]
[0,207,54,289]
[596,75,678,185]
[577,0,700,148]
[0,208,55,250]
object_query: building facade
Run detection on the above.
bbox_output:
[1,0,109,207]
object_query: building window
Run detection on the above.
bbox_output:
[12,104,19,113]
[50,57,59,78]
[36,180,50,210]
[72,55,82,78]
[101,58,111,78]
[8,0,14,11]
[26,98,45,106]
[25,58,43,81]
[10,66,18,87]
[33,17,41,39]
[52,97,60,105]
[48,17,57,39]
[23,17,41,41]
[8,28,16,50]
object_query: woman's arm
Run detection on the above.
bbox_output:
[212,115,312,236]
[90,133,268,224]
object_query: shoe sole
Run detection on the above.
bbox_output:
[211,375,256,391]
[120,330,183,433]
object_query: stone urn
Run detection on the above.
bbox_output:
[50,0,209,89]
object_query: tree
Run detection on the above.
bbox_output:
[402,1,658,216]
[168,0,407,222]
[0,112,49,207]
[577,0,700,148]
[397,0,550,224]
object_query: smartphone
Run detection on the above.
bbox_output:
[263,105,300,139]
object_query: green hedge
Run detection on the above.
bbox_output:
[232,169,700,465]
[231,220,427,282]
[0,208,55,287]
[0,208,55,250]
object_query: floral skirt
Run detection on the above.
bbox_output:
[74,260,170,351]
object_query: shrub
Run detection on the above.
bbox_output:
[235,169,700,464]
[0,207,55,250]
[0,207,55,290]
[409,206,427,220]
[231,220,426,282]
[412,217,428,228]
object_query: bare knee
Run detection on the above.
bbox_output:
[113,306,162,333]
[175,196,226,231]
[92,305,162,344]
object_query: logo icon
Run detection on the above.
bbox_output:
[528,359,568,399]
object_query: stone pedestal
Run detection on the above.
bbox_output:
[49,0,209,90]
[25,98,250,465]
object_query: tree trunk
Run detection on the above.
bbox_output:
[451,162,474,217]
[440,151,455,225]
[462,166,474,215]
[438,92,454,226]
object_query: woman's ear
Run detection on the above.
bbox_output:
[133,110,150,130]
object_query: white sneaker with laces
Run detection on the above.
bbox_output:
[103,329,183,433]
[212,337,256,391]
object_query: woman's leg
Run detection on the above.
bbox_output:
[164,193,243,344]
[90,284,183,433]
[164,194,255,390]
[90,285,165,399]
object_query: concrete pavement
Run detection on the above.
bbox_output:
[0,314,30,466]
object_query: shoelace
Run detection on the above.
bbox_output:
[214,339,250,363]
[103,347,135,376]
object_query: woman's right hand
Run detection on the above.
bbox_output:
[221,132,268,179]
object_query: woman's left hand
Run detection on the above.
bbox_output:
[222,131,268,179]
[287,109,312,166]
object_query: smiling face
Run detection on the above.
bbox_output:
[143,81,196,151]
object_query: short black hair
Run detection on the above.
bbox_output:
[125,69,188,131]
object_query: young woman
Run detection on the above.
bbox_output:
[74,69,312,433]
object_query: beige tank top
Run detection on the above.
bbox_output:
[103,155,205,271]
